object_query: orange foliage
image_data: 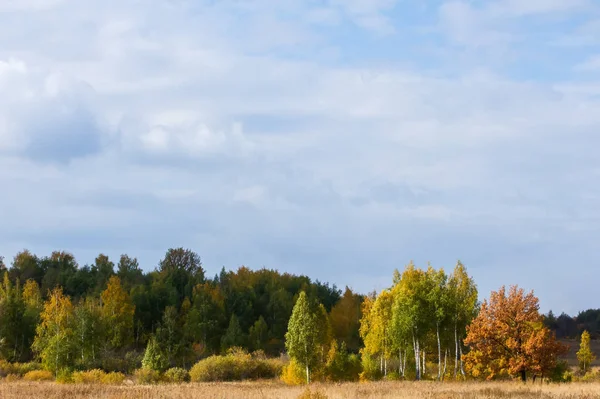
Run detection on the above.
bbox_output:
[464,285,567,382]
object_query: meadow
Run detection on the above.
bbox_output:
[0,381,599,399]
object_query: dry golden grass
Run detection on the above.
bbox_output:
[0,381,599,399]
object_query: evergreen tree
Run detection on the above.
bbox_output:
[142,335,169,371]
[249,316,269,351]
[221,314,245,352]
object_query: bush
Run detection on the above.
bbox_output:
[4,374,20,382]
[72,369,105,384]
[359,355,382,382]
[23,370,54,381]
[189,350,284,382]
[101,372,125,385]
[281,359,306,385]
[0,361,42,377]
[134,368,162,384]
[56,369,73,384]
[164,367,189,383]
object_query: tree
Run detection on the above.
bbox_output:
[93,254,115,292]
[0,273,29,361]
[142,335,169,371]
[156,306,184,367]
[329,287,363,353]
[577,330,595,374]
[73,298,103,369]
[158,248,205,306]
[285,291,319,383]
[463,285,567,382]
[100,276,135,349]
[447,261,478,378]
[221,314,245,352]
[249,316,269,351]
[32,287,77,373]
[362,289,393,377]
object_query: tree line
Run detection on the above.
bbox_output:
[0,249,351,372]
[0,250,576,383]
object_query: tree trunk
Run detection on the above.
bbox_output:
[454,322,458,379]
[413,331,420,381]
[437,323,442,381]
[459,341,465,376]
[520,369,526,382]
[306,365,310,384]
[442,348,448,380]
[423,350,426,377]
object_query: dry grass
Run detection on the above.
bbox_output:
[0,381,599,399]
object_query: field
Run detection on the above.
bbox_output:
[0,381,599,399]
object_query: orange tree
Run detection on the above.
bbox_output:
[463,285,566,382]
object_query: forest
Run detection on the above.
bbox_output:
[0,249,596,385]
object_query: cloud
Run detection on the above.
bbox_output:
[0,58,106,163]
[1,0,600,315]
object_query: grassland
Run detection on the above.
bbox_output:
[0,381,599,399]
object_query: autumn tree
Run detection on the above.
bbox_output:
[577,330,595,374]
[464,285,566,382]
[74,298,103,369]
[32,287,77,373]
[362,289,393,377]
[101,276,135,349]
[447,261,478,378]
[285,291,320,383]
[329,287,363,353]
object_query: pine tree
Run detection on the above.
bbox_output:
[221,314,245,352]
[249,316,269,351]
[285,291,319,384]
[142,335,169,371]
[577,330,596,374]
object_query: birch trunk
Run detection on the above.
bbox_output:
[436,323,442,381]
[454,322,458,379]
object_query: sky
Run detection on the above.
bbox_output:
[1,0,599,315]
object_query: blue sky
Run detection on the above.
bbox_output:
[1,0,600,315]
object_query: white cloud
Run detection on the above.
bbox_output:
[1,0,600,313]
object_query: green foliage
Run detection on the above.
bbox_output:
[189,350,284,382]
[325,340,361,381]
[249,316,269,351]
[285,291,320,383]
[134,368,162,384]
[142,336,169,372]
[221,314,245,352]
[56,368,74,384]
[163,367,189,383]
[0,360,41,377]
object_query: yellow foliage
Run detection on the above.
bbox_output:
[23,370,54,381]
[281,359,306,385]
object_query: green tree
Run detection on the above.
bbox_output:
[221,314,245,352]
[142,335,169,372]
[32,287,77,373]
[249,316,269,351]
[101,276,135,349]
[156,306,184,367]
[285,291,319,383]
[73,298,103,369]
[447,261,478,378]
[0,273,30,361]
[577,330,596,374]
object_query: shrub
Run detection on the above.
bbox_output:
[72,369,105,384]
[359,355,382,382]
[281,359,306,385]
[189,350,284,382]
[4,374,20,382]
[101,372,125,385]
[134,368,162,384]
[549,360,573,383]
[56,369,73,384]
[0,361,42,377]
[23,370,54,381]
[164,367,189,383]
